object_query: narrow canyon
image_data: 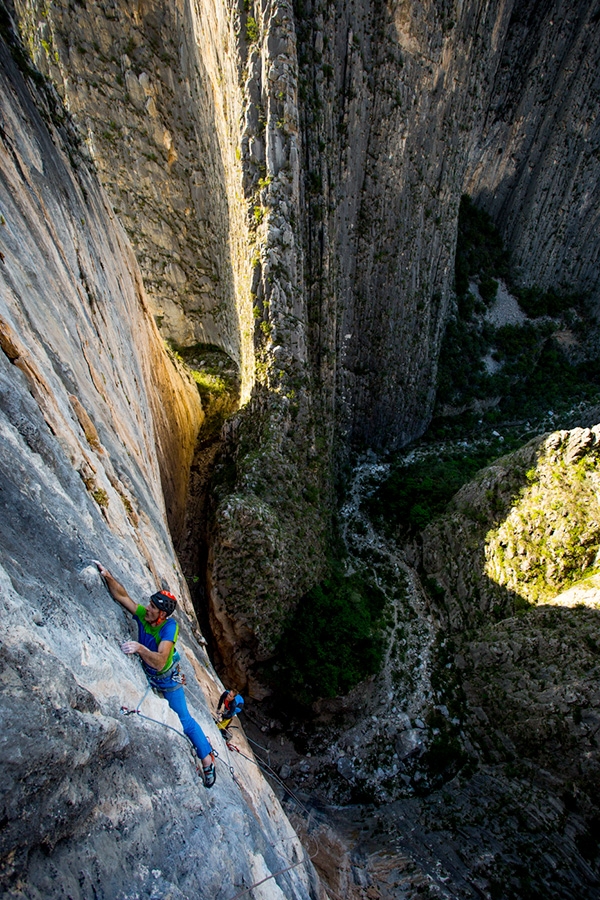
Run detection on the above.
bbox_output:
[0,0,599,896]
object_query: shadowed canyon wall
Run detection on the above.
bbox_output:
[12,0,598,449]
[0,26,320,898]
[298,0,600,449]
[9,0,333,685]
[465,0,600,297]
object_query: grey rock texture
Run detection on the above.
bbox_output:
[336,757,600,899]
[13,0,255,384]
[241,429,600,896]
[299,0,600,449]
[0,33,320,899]
[465,1,600,302]
[9,0,333,711]
[199,0,333,688]
[13,0,600,446]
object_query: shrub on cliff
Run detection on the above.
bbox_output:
[485,431,600,603]
[366,447,505,534]
[454,194,509,300]
[274,566,385,704]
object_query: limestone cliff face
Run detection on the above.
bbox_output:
[13,0,255,390]
[13,0,599,448]
[0,34,319,898]
[8,0,332,695]
[300,0,600,449]
[465,1,600,301]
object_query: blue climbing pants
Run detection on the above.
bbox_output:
[143,661,212,760]
[163,685,212,760]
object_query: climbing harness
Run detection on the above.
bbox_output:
[142,653,186,692]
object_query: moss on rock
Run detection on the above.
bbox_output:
[485,427,600,604]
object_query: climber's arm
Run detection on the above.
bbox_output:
[94,562,138,615]
[121,639,174,672]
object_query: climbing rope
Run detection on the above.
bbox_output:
[245,734,271,755]
[120,688,198,743]
[227,741,311,816]
[226,857,310,900]
[121,692,345,900]
[225,821,347,900]
[120,684,151,715]
[222,735,351,900]
[217,733,243,786]
[120,687,215,781]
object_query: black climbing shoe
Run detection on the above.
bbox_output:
[203,762,216,788]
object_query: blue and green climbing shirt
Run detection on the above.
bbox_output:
[134,604,179,675]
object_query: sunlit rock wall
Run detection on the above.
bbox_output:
[8,0,600,679]
[14,0,600,449]
[0,33,319,898]
[13,0,256,393]
[8,0,332,694]
[417,426,600,632]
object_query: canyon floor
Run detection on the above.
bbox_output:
[232,418,600,900]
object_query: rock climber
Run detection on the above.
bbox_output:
[216,688,244,731]
[94,562,216,788]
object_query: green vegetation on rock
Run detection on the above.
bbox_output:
[436,195,600,426]
[272,565,386,705]
[454,194,509,301]
[485,431,600,603]
[165,341,240,435]
[208,385,331,662]
[366,443,513,533]
[371,196,600,542]
[245,15,259,43]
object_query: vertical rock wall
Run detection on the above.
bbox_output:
[205,0,333,691]
[8,0,334,694]
[0,28,320,898]
[465,0,600,300]
[13,0,256,392]
[298,0,600,450]
[12,0,600,449]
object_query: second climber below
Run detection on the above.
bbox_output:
[217,688,244,731]
[94,561,216,788]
